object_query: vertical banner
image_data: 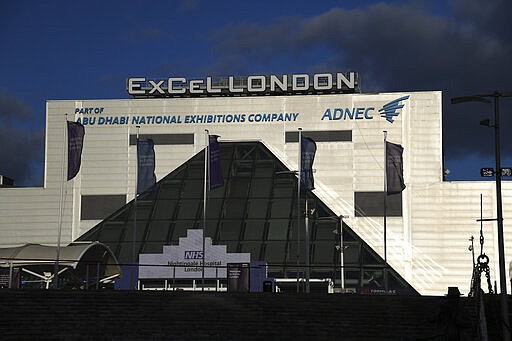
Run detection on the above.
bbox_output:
[137,138,156,195]
[67,121,85,181]
[209,135,224,190]
[300,136,317,191]
[386,141,406,194]
[227,263,250,292]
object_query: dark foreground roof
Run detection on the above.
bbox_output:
[0,290,504,340]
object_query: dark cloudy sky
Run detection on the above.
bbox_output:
[0,0,511,186]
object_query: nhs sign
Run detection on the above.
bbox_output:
[184,251,203,259]
[139,229,250,279]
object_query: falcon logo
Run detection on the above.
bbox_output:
[379,96,410,123]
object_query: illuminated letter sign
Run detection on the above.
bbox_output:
[127,72,359,97]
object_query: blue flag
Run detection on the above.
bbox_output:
[137,138,156,195]
[300,136,316,191]
[209,135,224,190]
[67,121,85,181]
[386,141,406,195]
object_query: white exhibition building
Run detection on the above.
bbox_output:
[0,73,511,295]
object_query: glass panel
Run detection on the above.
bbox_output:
[310,267,333,279]
[109,207,130,222]
[186,162,204,179]
[217,220,242,241]
[362,247,382,265]
[250,178,272,197]
[209,184,225,199]
[314,220,337,241]
[286,241,299,264]
[267,220,289,240]
[162,168,185,181]
[343,243,361,265]
[270,199,292,218]
[205,198,223,220]
[81,228,100,241]
[232,160,253,177]
[222,240,238,253]
[141,241,165,254]
[253,161,274,178]
[288,220,299,240]
[152,200,177,220]
[243,220,266,240]
[223,198,246,219]
[228,177,251,197]
[220,144,233,160]
[98,226,124,244]
[313,206,331,220]
[342,227,358,242]
[272,179,294,198]
[388,271,407,290]
[344,268,361,287]
[267,266,284,279]
[240,241,262,260]
[312,241,335,263]
[263,241,286,264]
[123,221,148,243]
[157,181,181,199]
[362,269,384,289]
[171,221,196,242]
[128,202,153,220]
[117,241,143,263]
[181,180,203,198]
[246,199,268,219]
[145,221,171,242]
[176,199,200,220]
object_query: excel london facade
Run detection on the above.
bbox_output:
[1,72,511,295]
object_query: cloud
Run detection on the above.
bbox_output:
[208,0,512,162]
[0,91,44,187]
[181,0,199,12]
[0,90,33,123]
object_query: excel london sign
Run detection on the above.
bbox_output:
[127,72,359,97]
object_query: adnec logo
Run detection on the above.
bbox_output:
[321,95,410,123]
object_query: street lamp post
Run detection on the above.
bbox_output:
[317,215,346,292]
[452,91,512,341]
[337,215,345,291]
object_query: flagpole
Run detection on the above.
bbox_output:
[53,114,68,289]
[383,130,388,292]
[305,192,310,293]
[202,129,209,291]
[132,125,140,290]
[297,128,302,293]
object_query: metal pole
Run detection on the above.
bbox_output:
[494,94,506,294]
[383,131,388,292]
[132,125,140,290]
[339,215,345,291]
[54,115,68,289]
[383,131,388,263]
[305,195,310,293]
[297,128,302,293]
[202,129,209,291]
[8,260,13,289]
[494,94,510,341]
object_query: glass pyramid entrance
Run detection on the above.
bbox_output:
[78,141,416,294]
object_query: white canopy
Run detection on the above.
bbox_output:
[0,242,120,277]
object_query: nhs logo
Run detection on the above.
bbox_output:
[184,251,203,259]
[321,95,409,123]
